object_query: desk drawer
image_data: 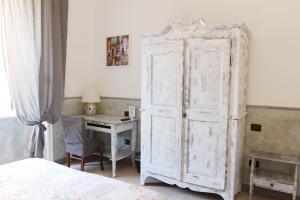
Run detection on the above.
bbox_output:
[85,121,112,133]
[253,177,293,194]
[86,122,111,129]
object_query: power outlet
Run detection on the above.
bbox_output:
[124,111,129,117]
[124,139,130,145]
[251,124,262,132]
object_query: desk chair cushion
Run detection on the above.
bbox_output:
[62,116,86,144]
[65,143,84,157]
[61,116,105,157]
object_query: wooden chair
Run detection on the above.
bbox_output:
[62,116,105,171]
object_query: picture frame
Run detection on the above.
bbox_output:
[106,35,129,67]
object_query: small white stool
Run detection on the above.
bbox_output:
[249,151,299,200]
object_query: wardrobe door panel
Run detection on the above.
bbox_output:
[141,40,183,180]
[150,116,177,168]
[190,51,222,110]
[183,38,231,190]
[186,121,221,177]
[151,54,178,106]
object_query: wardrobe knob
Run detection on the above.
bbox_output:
[183,113,187,118]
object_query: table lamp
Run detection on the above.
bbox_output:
[81,88,101,115]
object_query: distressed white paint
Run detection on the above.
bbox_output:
[140,19,250,200]
[182,38,231,190]
[142,40,183,180]
[43,123,54,161]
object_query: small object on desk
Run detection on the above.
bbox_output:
[249,151,299,200]
[129,106,136,119]
[81,88,101,116]
[121,118,130,121]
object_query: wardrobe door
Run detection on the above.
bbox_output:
[182,38,231,190]
[141,40,184,180]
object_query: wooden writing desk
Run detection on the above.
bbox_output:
[81,115,137,178]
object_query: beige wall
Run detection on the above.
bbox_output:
[65,0,300,106]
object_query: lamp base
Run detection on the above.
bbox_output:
[85,103,97,115]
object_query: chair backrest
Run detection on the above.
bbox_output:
[61,116,86,144]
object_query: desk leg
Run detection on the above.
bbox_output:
[293,165,298,200]
[111,125,117,178]
[131,122,137,166]
[249,157,255,200]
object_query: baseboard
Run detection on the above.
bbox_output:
[64,96,141,101]
[242,184,298,200]
[247,105,300,111]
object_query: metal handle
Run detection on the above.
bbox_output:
[183,113,187,118]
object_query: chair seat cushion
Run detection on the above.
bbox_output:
[65,143,84,156]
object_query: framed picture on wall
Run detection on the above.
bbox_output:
[106,35,129,66]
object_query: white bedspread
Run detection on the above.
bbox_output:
[0,158,167,200]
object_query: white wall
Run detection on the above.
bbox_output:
[65,0,300,108]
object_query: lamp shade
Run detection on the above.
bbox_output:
[81,88,101,103]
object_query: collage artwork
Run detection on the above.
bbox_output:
[106,35,129,66]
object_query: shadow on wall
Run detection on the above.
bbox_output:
[0,116,32,165]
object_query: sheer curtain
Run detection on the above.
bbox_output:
[1,0,68,158]
[0,2,13,117]
[0,53,12,117]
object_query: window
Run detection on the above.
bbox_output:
[0,14,14,117]
[0,54,14,117]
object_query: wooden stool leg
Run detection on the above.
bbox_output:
[80,156,85,171]
[66,153,71,167]
[100,152,104,171]
[249,157,255,200]
[293,165,298,200]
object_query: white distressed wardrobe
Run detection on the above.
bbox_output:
[140,19,250,200]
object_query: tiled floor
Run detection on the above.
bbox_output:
[69,159,278,200]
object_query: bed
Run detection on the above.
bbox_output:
[0,158,167,200]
